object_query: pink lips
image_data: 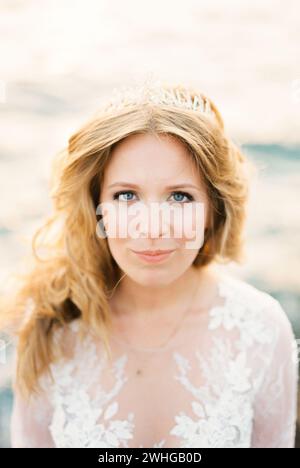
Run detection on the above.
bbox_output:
[131,249,175,263]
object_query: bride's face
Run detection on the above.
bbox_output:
[99,133,210,286]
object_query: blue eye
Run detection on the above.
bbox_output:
[171,191,194,203]
[113,191,136,202]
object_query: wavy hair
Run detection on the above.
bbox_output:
[0,82,253,397]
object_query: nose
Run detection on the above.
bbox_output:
[135,201,171,239]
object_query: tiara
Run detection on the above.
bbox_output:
[101,78,215,118]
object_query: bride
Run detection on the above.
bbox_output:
[2,80,298,448]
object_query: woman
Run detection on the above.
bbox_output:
[3,80,298,448]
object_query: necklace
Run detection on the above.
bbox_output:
[109,276,200,377]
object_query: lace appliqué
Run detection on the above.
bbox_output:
[170,276,280,448]
[47,321,135,448]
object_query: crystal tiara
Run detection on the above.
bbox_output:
[101,78,215,118]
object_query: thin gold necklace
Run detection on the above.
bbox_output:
[110,276,200,376]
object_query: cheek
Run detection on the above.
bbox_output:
[172,202,206,250]
[106,237,128,269]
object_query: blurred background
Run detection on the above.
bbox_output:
[0,0,299,448]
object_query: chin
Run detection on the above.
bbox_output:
[131,269,176,287]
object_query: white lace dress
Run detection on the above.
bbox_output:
[10,274,299,448]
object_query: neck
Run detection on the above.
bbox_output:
[109,263,217,321]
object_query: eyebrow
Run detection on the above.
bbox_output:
[107,182,202,191]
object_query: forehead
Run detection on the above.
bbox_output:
[103,133,201,187]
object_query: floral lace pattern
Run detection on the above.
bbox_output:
[48,329,135,448]
[10,274,299,448]
[168,277,281,448]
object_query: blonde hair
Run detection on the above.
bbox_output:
[0,82,253,397]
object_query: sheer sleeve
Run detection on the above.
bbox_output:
[10,385,55,448]
[10,347,55,448]
[10,321,79,448]
[251,300,299,448]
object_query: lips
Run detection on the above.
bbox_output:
[131,249,176,264]
[132,249,175,256]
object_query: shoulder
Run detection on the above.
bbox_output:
[218,272,296,347]
[218,272,277,308]
[219,272,286,315]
